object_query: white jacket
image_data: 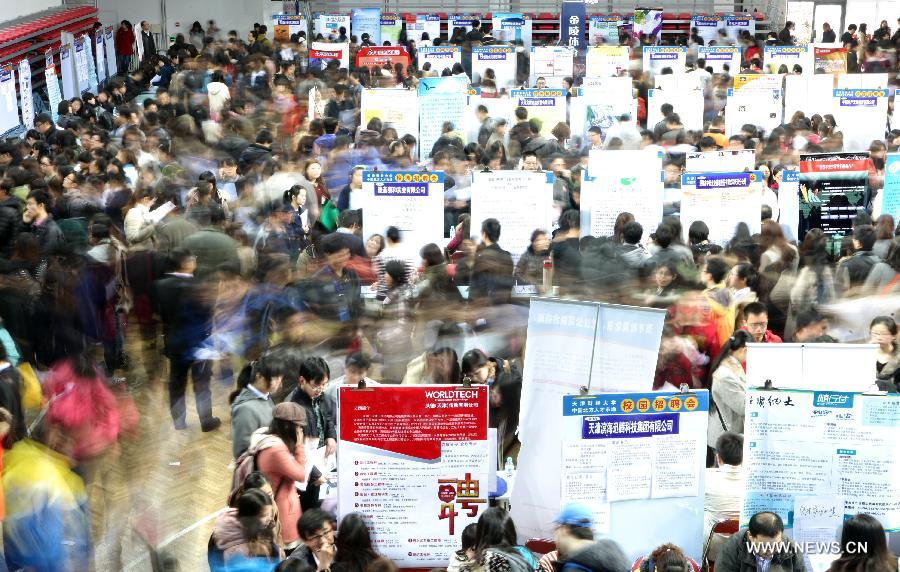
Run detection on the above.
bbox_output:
[207,81,231,119]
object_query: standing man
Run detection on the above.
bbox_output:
[821,22,836,43]
[470,218,514,305]
[153,247,221,431]
[139,21,156,64]
[777,21,795,45]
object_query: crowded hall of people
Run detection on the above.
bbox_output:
[0,0,899,570]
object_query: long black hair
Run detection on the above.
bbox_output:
[267,417,298,453]
[830,514,897,572]
[236,489,276,550]
[706,330,752,389]
[474,507,518,560]
[333,513,379,572]
[229,354,286,404]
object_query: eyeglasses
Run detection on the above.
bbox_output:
[746,322,768,329]
[307,527,335,542]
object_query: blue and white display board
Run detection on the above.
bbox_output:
[104,26,117,77]
[60,44,77,100]
[360,171,444,247]
[418,76,467,159]
[82,35,98,94]
[314,13,350,39]
[492,13,533,48]
[698,46,741,73]
[560,391,709,562]
[464,90,513,145]
[18,59,33,130]
[680,172,764,245]
[380,14,402,45]
[407,14,440,44]
[360,88,419,147]
[418,46,462,75]
[725,75,783,136]
[692,15,723,44]
[582,150,663,239]
[95,33,106,86]
[45,51,62,123]
[777,169,800,239]
[508,89,567,138]
[448,14,477,35]
[725,14,755,41]
[512,299,667,544]
[879,154,900,221]
[763,45,813,74]
[74,37,91,94]
[588,16,622,45]
[351,8,381,45]
[0,66,20,135]
[470,170,554,263]
[831,89,890,152]
[642,46,686,75]
[742,389,899,537]
[471,46,516,89]
[571,77,635,139]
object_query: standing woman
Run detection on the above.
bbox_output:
[870,316,900,392]
[303,159,336,232]
[706,331,751,464]
[255,402,326,551]
[331,513,380,572]
[115,20,136,75]
[283,185,311,253]
[230,355,286,459]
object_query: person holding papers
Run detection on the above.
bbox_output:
[716,512,804,572]
[707,331,751,463]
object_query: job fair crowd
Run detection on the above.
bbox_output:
[0,9,899,572]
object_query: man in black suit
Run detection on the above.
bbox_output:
[152,247,220,431]
[140,21,156,64]
[470,218,514,305]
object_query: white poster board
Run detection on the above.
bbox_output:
[642,46,687,75]
[338,385,490,568]
[0,66,19,135]
[95,33,106,85]
[692,15,723,44]
[104,26,117,78]
[778,169,800,238]
[361,170,444,248]
[724,14,756,41]
[742,389,900,533]
[60,44,77,100]
[418,46,462,75]
[492,13,533,48]
[471,46,517,90]
[582,150,663,239]
[470,170,554,262]
[680,171,764,245]
[45,51,62,124]
[585,46,630,78]
[746,343,879,392]
[571,77,635,139]
[17,59,33,130]
[529,46,575,87]
[361,88,419,141]
[418,76,467,159]
[82,35,98,94]
[314,13,350,39]
[512,299,666,541]
[74,36,90,94]
[784,74,834,121]
[725,76,783,137]
[560,390,709,562]
[831,89,890,152]
[647,87,704,132]
[465,92,513,145]
[310,41,350,71]
[406,14,440,44]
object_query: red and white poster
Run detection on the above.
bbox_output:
[355,46,411,69]
[338,385,490,567]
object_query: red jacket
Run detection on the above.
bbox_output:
[741,326,783,343]
[115,27,136,56]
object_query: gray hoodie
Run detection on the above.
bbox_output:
[231,386,275,458]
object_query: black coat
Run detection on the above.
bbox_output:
[152,274,211,359]
[0,196,22,258]
[140,30,156,61]
[288,384,337,444]
[470,243,514,304]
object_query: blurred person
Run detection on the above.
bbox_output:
[515,229,550,286]
[230,354,286,459]
[870,316,900,391]
[331,513,380,572]
[474,508,538,572]
[789,308,829,343]
[324,352,378,406]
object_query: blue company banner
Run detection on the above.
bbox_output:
[783,169,799,182]
[374,182,428,196]
[473,45,514,60]
[834,88,888,107]
[645,46,685,60]
[583,412,680,439]
[362,170,444,184]
[813,392,855,408]
[563,391,710,416]
[560,0,586,50]
[881,155,900,220]
[692,15,720,28]
[683,171,762,188]
[698,46,739,60]
[352,8,382,45]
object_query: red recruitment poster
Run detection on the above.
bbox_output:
[338,385,490,567]
[356,46,411,70]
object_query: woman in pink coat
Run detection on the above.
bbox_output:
[255,402,325,550]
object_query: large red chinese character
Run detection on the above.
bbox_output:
[458,499,486,517]
[456,473,480,498]
[439,502,458,535]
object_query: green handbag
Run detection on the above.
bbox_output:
[319,198,339,232]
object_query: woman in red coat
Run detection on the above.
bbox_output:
[115,20,136,75]
[255,402,325,551]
